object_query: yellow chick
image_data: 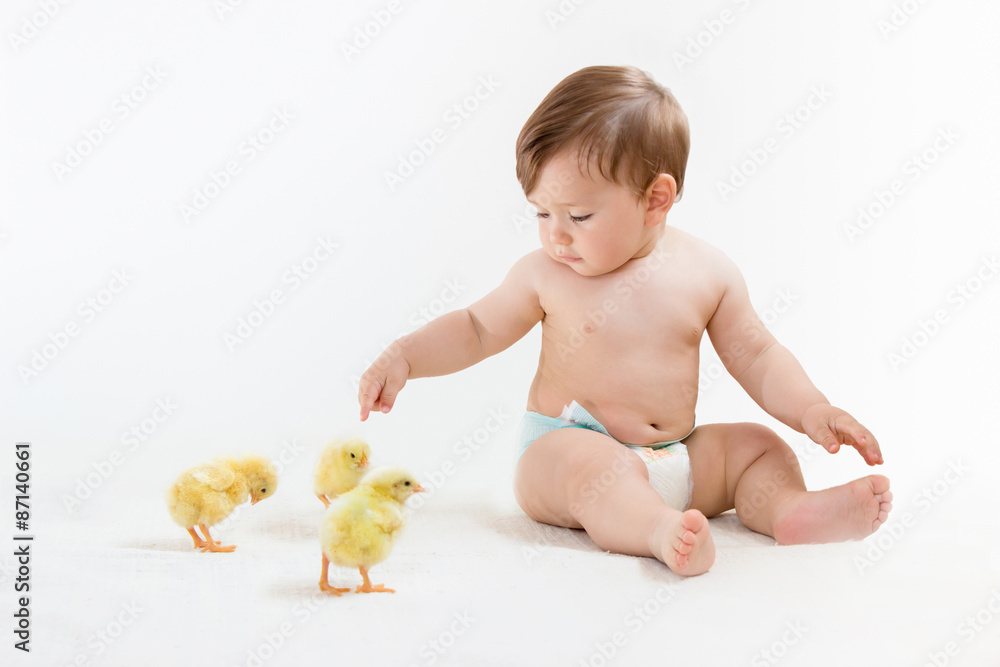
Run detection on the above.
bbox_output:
[313,437,371,507]
[318,466,424,595]
[166,454,277,553]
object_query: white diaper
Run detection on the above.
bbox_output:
[625,443,693,512]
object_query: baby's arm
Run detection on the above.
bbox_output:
[358,253,544,421]
[704,252,883,465]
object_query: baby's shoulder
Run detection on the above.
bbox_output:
[506,248,558,282]
[665,228,737,274]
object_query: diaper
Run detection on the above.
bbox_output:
[515,401,695,511]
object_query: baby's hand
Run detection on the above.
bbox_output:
[358,346,410,421]
[801,403,883,466]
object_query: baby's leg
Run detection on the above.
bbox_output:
[514,429,714,576]
[685,423,892,544]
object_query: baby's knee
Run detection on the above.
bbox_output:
[731,422,797,460]
[732,422,784,449]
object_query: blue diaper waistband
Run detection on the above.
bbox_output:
[515,401,695,461]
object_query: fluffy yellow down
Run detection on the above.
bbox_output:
[166,454,277,528]
[319,466,421,569]
[313,437,370,499]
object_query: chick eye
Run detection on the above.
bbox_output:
[404,481,411,486]
[261,488,266,493]
[350,453,355,458]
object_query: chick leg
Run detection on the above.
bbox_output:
[355,566,394,594]
[319,553,350,596]
[197,523,236,553]
[315,493,331,508]
[186,527,208,550]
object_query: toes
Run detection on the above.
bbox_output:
[867,474,891,495]
[680,509,707,533]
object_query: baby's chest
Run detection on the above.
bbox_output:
[542,273,708,349]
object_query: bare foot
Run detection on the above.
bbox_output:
[649,509,715,576]
[771,474,892,545]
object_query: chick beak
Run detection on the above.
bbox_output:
[250,495,260,506]
[359,454,369,469]
[412,484,427,493]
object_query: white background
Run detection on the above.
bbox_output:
[2,1,999,665]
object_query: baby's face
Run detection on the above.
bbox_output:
[528,150,657,276]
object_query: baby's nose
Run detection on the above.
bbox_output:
[549,225,572,244]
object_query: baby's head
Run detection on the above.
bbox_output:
[516,66,690,275]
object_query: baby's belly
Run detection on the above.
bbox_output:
[530,344,700,446]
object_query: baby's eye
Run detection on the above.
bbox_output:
[570,214,591,223]
[534,212,550,219]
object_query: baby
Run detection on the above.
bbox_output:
[358,65,892,576]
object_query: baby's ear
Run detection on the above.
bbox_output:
[644,173,677,223]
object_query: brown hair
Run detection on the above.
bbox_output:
[515,66,690,201]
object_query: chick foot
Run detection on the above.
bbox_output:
[319,581,350,596]
[186,527,208,551]
[318,554,351,595]
[197,523,236,553]
[316,493,331,508]
[355,566,394,594]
